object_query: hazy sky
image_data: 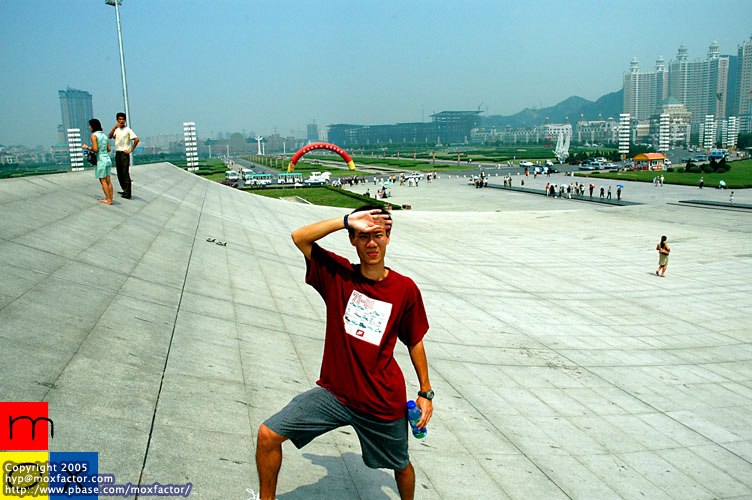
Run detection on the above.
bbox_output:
[1,0,750,147]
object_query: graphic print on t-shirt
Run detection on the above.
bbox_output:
[343,290,393,346]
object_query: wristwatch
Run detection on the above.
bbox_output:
[417,390,434,401]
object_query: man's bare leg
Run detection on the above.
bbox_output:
[394,462,415,500]
[256,424,288,500]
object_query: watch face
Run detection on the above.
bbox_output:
[420,390,434,400]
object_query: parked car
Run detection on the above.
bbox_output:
[578,165,597,171]
[304,171,331,185]
[220,180,239,188]
[519,160,534,168]
[602,163,619,170]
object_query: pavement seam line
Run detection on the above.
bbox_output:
[135,181,209,498]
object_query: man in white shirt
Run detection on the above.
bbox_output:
[108,112,139,199]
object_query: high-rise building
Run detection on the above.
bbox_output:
[58,87,93,146]
[306,122,319,143]
[667,41,730,132]
[732,34,752,132]
[623,56,668,122]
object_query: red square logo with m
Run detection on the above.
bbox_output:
[0,402,51,451]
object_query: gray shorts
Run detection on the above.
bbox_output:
[263,387,409,470]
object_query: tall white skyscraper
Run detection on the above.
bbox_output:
[733,35,752,132]
[623,56,668,122]
[668,42,730,132]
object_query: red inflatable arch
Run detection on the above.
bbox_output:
[287,142,356,172]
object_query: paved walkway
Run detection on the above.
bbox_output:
[1,163,751,499]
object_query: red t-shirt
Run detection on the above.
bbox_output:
[306,242,429,420]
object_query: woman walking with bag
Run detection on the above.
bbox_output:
[655,235,670,277]
[82,118,113,205]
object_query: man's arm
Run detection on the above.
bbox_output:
[291,217,345,260]
[290,209,391,260]
[108,125,118,140]
[127,136,139,154]
[408,341,432,428]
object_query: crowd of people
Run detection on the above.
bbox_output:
[541,182,622,201]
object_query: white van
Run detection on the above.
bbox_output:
[225,170,240,181]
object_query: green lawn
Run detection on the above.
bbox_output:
[574,159,752,189]
[245,186,399,209]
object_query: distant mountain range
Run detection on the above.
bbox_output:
[482,88,623,129]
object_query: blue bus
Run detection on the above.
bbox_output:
[709,149,727,160]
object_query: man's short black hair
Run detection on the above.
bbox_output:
[348,205,392,237]
[116,112,126,120]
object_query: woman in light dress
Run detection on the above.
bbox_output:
[656,235,670,277]
[82,118,113,204]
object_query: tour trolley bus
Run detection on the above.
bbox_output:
[245,173,272,186]
[277,172,304,184]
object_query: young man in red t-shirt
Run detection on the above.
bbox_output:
[254,206,433,500]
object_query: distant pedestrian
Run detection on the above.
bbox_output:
[730,191,734,204]
[607,186,612,200]
[699,177,704,189]
[589,184,594,197]
[82,118,113,205]
[545,182,550,196]
[660,175,665,186]
[655,235,670,277]
[600,186,605,198]
[617,186,622,200]
[108,112,138,199]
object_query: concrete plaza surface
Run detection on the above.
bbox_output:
[1,163,751,500]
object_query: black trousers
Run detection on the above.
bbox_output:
[115,152,132,196]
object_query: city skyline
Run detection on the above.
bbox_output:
[0,0,751,149]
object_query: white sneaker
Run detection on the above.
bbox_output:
[245,487,277,500]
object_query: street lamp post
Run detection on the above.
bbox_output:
[105,0,133,163]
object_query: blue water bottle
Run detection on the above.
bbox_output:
[406,400,427,439]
